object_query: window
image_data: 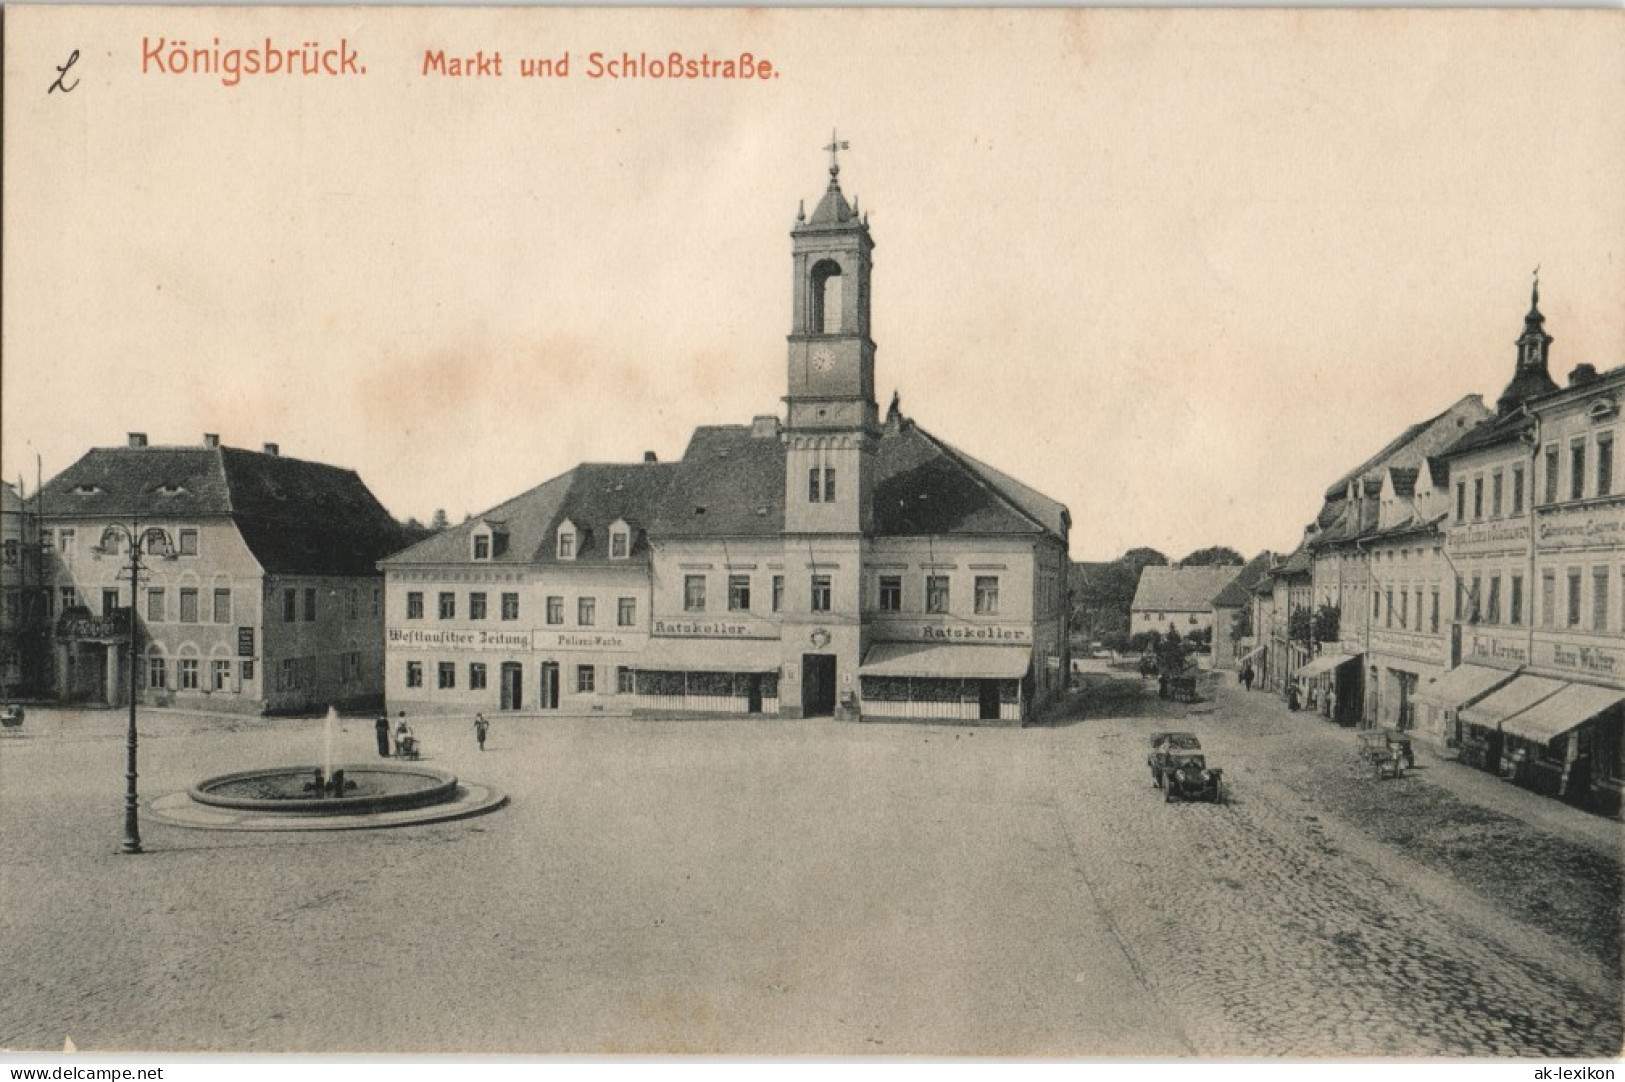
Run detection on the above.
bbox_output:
[303,587,317,622]
[372,589,381,617]
[558,530,575,559]
[1,539,15,566]
[810,574,832,612]
[57,528,75,557]
[1385,588,1394,628]
[179,588,199,623]
[1455,482,1466,522]
[346,589,357,620]
[501,593,519,620]
[147,588,166,622]
[974,576,1000,615]
[241,658,255,682]
[147,656,168,690]
[1469,574,1481,624]
[1399,588,1409,629]
[1568,568,1583,627]
[577,665,595,693]
[547,596,564,625]
[1541,569,1556,628]
[406,591,424,620]
[1600,434,1615,498]
[1595,568,1610,631]
[578,597,596,626]
[102,588,120,615]
[1491,472,1503,518]
[618,597,637,627]
[470,662,487,690]
[1545,445,1560,503]
[1430,587,1440,633]
[808,467,821,503]
[178,658,199,691]
[470,592,487,620]
[685,575,706,612]
[1510,575,1523,626]
[1374,588,1382,620]
[617,666,634,694]
[212,659,231,691]
[610,531,628,560]
[926,575,950,615]
[285,588,299,622]
[178,529,198,556]
[439,592,455,620]
[772,575,784,612]
[1512,466,1525,516]
[1473,477,1484,520]
[879,575,902,613]
[1486,575,1501,624]
[438,662,456,689]
[1572,441,1587,500]
[824,468,836,502]
[407,661,423,688]
[473,534,491,560]
[729,575,751,612]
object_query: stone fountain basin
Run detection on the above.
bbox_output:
[190,764,460,815]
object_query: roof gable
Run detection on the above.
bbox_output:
[1131,566,1242,613]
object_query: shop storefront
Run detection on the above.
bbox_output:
[1294,652,1361,725]
[1494,682,1625,814]
[1412,662,1516,754]
[630,637,782,715]
[858,642,1030,724]
[1456,674,1565,774]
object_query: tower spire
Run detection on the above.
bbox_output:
[823,129,849,183]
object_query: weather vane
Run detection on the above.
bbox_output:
[824,129,849,178]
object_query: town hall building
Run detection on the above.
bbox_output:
[381,149,1073,724]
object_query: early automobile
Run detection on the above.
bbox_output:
[1148,731,1202,786]
[1160,749,1223,803]
[0,703,23,728]
[1356,728,1413,779]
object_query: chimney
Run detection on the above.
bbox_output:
[643,450,658,463]
[263,442,280,457]
[128,432,148,448]
[1569,363,1599,388]
[203,433,220,449]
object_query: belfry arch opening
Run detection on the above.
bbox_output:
[811,259,844,334]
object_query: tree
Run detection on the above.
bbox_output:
[1313,603,1341,646]
[1180,546,1244,567]
[1288,606,1313,650]
[1120,547,1168,573]
[430,509,450,532]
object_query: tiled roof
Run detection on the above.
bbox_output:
[43,445,408,576]
[385,462,679,566]
[653,426,787,539]
[1439,411,1532,459]
[1131,566,1241,613]
[1322,395,1491,499]
[1213,551,1274,608]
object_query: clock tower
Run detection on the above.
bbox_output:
[783,134,878,536]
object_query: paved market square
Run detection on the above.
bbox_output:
[2,671,1620,1056]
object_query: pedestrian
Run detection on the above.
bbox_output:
[395,711,413,758]
[1241,663,1255,692]
[374,711,390,758]
[473,712,488,751]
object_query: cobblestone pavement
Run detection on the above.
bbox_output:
[1,696,1620,1056]
[1047,669,1622,1056]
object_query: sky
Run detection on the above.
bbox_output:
[5,7,1622,561]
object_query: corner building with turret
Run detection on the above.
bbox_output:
[381,156,1071,724]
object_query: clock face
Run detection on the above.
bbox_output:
[811,348,834,373]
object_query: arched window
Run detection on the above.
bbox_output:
[810,259,843,334]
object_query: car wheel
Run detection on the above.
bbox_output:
[1164,781,1176,803]
[1151,767,1161,788]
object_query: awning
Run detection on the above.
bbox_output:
[1501,682,1625,745]
[1238,645,1266,664]
[636,637,781,673]
[1459,674,1567,730]
[1413,663,1515,711]
[859,643,1031,680]
[1297,653,1358,678]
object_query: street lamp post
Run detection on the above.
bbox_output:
[93,522,173,855]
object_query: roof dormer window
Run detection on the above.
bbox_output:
[557,520,577,561]
[473,534,490,561]
[156,483,188,497]
[70,484,104,496]
[1588,398,1618,423]
[609,519,631,561]
[471,519,508,561]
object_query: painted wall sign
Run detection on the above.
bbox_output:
[1536,638,1623,679]
[387,627,534,651]
[1464,630,1528,667]
[1446,522,1531,553]
[1536,504,1625,550]
[1368,629,1446,663]
[651,617,778,639]
[539,631,645,653]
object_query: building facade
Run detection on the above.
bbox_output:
[381,156,1071,724]
[1,482,49,698]
[1128,566,1241,641]
[38,435,407,714]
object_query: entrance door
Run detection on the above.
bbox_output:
[540,662,560,710]
[500,662,523,710]
[801,654,836,716]
[747,674,763,714]
[979,680,1001,721]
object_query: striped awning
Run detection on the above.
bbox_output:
[1501,682,1625,745]
[1459,675,1567,731]
[1297,653,1358,678]
[1413,663,1515,711]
